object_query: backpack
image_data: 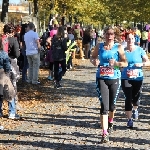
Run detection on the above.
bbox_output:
[2,35,19,59]
[8,37,19,59]
[45,48,53,63]
[52,37,65,61]
[42,31,49,44]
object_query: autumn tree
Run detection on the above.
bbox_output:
[21,0,150,28]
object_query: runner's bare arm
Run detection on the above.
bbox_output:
[135,52,150,67]
[91,43,99,59]
[115,45,128,67]
[90,43,100,66]
[142,55,150,66]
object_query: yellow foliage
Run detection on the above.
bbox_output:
[36,0,150,27]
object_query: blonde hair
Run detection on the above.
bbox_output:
[0,22,4,35]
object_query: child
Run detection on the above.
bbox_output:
[0,34,17,122]
[2,24,21,117]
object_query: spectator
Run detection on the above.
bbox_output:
[51,26,68,89]
[24,22,41,84]
[83,28,91,59]
[2,24,21,119]
[20,23,29,82]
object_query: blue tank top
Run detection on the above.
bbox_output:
[96,43,121,79]
[121,46,146,80]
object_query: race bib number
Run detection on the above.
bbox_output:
[127,69,138,78]
[100,67,114,77]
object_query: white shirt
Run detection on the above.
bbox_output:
[24,30,39,55]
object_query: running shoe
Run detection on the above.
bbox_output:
[58,82,62,88]
[8,114,21,120]
[0,126,4,130]
[132,109,138,120]
[101,134,109,143]
[108,122,113,133]
[127,119,133,128]
[54,82,62,89]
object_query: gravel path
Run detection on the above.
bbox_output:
[0,60,150,150]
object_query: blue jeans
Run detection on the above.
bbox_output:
[54,59,66,82]
[22,51,29,81]
[0,97,16,115]
[8,98,16,115]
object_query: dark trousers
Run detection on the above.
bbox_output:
[54,59,66,82]
[96,78,120,115]
[22,51,29,81]
[142,40,147,49]
[67,56,72,69]
[17,52,24,71]
[49,62,54,71]
[148,42,150,53]
[121,80,142,111]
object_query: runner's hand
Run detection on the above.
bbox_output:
[91,59,100,66]
[109,59,118,67]
[134,63,143,67]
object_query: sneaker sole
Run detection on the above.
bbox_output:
[8,117,20,120]
[133,118,138,121]
[8,116,21,120]
[127,126,133,128]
